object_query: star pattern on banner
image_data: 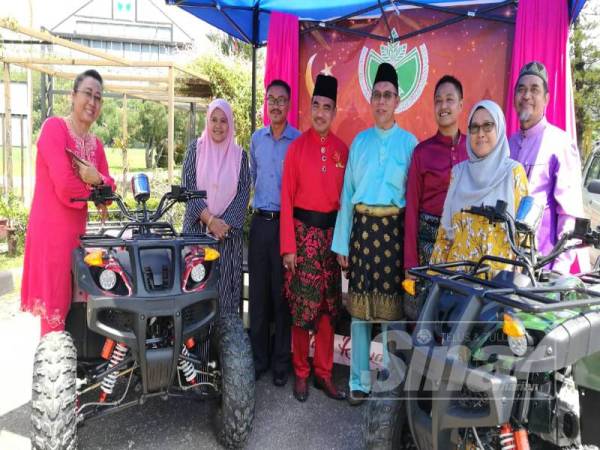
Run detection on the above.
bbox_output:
[321,62,334,76]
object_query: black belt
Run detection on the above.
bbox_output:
[293,207,337,229]
[254,209,280,220]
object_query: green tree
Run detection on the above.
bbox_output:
[188,55,262,151]
[129,100,188,169]
[92,98,121,146]
[571,3,600,161]
[132,101,167,168]
[207,31,254,60]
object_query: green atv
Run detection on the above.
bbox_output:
[366,197,600,450]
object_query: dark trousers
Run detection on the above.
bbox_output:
[249,214,291,373]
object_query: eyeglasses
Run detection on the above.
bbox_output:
[371,91,397,102]
[266,96,289,107]
[468,122,495,134]
[76,89,103,104]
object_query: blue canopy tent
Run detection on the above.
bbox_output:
[167,0,588,130]
[169,0,587,46]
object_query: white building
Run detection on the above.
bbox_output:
[1,0,216,63]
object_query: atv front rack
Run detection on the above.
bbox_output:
[409,262,600,313]
[79,231,216,248]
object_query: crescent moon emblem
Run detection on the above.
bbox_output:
[305,53,316,97]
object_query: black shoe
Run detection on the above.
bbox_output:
[348,390,369,406]
[273,370,288,387]
[255,368,267,381]
[293,377,309,402]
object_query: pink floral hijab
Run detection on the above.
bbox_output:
[196,99,243,217]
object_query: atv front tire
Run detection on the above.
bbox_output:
[364,394,407,450]
[31,331,78,450]
[214,314,255,449]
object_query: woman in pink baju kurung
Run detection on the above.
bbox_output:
[20,70,115,336]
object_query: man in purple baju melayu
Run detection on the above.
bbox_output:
[508,61,588,273]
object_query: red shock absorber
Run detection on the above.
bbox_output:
[101,338,116,360]
[178,338,197,385]
[99,342,128,402]
[513,429,530,450]
[499,423,516,450]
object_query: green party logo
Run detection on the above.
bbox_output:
[358,29,428,113]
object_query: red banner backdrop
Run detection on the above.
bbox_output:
[299,9,515,146]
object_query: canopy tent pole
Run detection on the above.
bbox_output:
[251,6,259,134]
[121,94,129,196]
[188,102,197,146]
[378,0,394,39]
[168,65,175,185]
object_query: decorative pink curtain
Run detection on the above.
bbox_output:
[263,12,299,128]
[505,0,575,141]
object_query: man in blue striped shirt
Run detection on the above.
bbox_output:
[249,79,301,387]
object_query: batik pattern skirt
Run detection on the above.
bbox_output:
[284,219,341,330]
[418,212,441,267]
[347,210,404,321]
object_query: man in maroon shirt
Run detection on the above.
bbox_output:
[404,75,468,280]
[280,74,349,402]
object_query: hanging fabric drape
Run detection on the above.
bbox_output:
[505,0,575,142]
[263,11,299,128]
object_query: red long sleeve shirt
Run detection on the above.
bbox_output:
[404,131,467,270]
[280,128,349,255]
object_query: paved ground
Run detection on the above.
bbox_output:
[0,292,365,450]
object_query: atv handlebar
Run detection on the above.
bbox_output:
[464,200,600,272]
[72,184,207,225]
[462,201,530,268]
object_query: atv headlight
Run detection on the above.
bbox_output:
[99,269,117,290]
[190,263,206,283]
[503,313,528,356]
[508,335,528,356]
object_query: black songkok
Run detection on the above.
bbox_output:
[373,62,398,91]
[313,74,338,102]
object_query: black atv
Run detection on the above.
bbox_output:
[30,174,255,449]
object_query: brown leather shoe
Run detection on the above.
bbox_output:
[293,377,309,402]
[348,389,369,406]
[313,376,347,400]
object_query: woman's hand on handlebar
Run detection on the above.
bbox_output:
[76,160,103,186]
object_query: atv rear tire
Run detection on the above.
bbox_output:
[215,314,255,449]
[31,331,78,450]
[365,394,407,450]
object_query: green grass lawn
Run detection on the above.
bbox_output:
[104,147,148,172]
[0,146,149,177]
[0,253,23,271]
[0,146,30,178]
